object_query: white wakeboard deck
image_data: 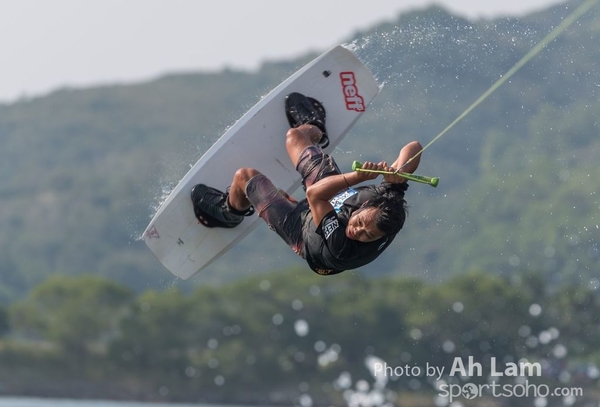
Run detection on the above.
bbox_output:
[143,45,380,279]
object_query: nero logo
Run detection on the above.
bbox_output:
[340,71,365,112]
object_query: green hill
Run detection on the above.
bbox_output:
[0,2,598,302]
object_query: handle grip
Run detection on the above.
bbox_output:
[351,161,439,187]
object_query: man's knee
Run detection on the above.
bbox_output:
[285,127,303,148]
[286,125,321,148]
[234,167,261,184]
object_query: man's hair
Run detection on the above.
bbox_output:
[362,193,407,236]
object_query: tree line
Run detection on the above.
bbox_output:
[1,269,599,405]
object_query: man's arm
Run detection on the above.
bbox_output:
[306,162,382,226]
[383,141,423,184]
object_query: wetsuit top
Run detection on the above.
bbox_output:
[302,182,408,275]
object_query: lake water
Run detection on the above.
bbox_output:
[0,398,222,407]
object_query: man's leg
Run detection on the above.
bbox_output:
[287,125,342,191]
[285,124,323,167]
[228,167,261,211]
[243,172,305,256]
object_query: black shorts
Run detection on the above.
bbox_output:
[296,145,341,190]
[245,146,340,257]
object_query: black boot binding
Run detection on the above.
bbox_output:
[191,184,255,228]
[285,92,329,149]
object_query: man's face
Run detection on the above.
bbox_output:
[345,207,385,242]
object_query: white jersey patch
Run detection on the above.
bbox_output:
[329,188,358,213]
[322,216,340,240]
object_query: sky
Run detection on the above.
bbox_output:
[1,0,565,104]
